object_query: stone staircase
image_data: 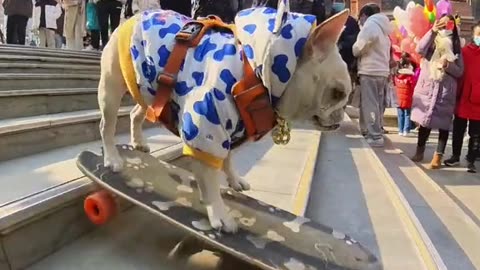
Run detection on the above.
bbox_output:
[0,45,137,161]
[0,45,182,270]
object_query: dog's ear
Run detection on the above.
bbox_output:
[305,9,349,58]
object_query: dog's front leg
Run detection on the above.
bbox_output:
[190,160,238,233]
[224,154,250,191]
[130,104,150,152]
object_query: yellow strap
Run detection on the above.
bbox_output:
[117,17,146,108]
[183,145,224,169]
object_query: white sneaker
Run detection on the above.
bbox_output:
[366,137,384,147]
[404,132,411,137]
[398,132,403,135]
[83,45,94,51]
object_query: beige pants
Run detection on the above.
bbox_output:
[64,4,85,50]
[38,28,55,48]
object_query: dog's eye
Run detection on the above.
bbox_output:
[332,88,346,100]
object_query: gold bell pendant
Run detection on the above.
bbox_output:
[272,116,291,145]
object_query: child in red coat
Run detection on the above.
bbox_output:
[394,53,418,136]
[444,22,480,173]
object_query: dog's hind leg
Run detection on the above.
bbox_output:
[224,153,250,191]
[130,104,150,152]
[98,32,127,172]
[189,160,238,233]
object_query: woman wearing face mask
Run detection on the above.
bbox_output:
[411,15,464,169]
[443,22,480,173]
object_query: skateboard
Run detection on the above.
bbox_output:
[77,145,380,270]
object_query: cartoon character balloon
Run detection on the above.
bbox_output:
[423,0,437,23]
[436,0,453,18]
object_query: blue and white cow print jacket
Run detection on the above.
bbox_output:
[125,5,316,168]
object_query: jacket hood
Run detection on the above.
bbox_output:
[364,13,392,35]
[466,43,480,55]
[235,5,316,104]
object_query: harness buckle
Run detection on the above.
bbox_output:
[157,72,177,88]
[176,22,204,42]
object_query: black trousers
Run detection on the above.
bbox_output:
[6,15,28,45]
[451,116,480,162]
[417,126,449,154]
[90,30,100,50]
[97,0,122,48]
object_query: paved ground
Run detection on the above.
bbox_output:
[305,118,427,269]
[381,127,480,270]
[305,108,480,270]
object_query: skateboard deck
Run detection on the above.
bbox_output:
[77,145,380,270]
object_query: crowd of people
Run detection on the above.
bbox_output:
[0,0,478,173]
[348,3,480,174]
[0,0,327,50]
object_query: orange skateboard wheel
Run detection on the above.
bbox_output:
[84,190,117,225]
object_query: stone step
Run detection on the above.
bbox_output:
[0,107,144,161]
[0,88,133,119]
[0,63,100,74]
[0,130,182,270]
[0,73,99,90]
[0,55,99,65]
[0,45,101,59]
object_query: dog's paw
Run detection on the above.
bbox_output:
[132,143,150,153]
[227,176,250,192]
[104,155,124,172]
[206,205,238,233]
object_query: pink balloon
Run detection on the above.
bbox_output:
[401,38,416,55]
[409,6,431,38]
[436,0,452,17]
[389,21,403,47]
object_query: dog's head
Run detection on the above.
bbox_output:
[276,10,351,131]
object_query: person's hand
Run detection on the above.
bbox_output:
[432,19,447,33]
[441,58,449,68]
[436,59,448,69]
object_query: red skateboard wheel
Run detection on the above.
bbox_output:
[84,190,117,225]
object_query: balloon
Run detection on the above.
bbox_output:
[406,1,416,11]
[401,37,416,55]
[436,0,452,17]
[389,21,405,47]
[394,6,413,35]
[424,0,434,12]
[423,6,430,20]
[410,6,431,38]
[428,12,436,23]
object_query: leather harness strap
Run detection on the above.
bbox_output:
[146,16,276,142]
[145,41,188,136]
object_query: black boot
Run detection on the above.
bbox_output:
[466,136,480,173]
[467,162,477,173]
[444,155,460,167]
